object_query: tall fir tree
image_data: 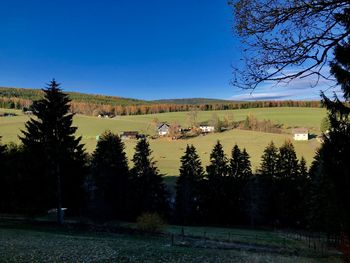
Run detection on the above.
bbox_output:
[320,10,350,234]
[131,138,168,218]
[276,141,299,179]
[206,141,228,179]
[229,144,242,178]
[20,80,86,224]
[274,141,302,226]
[308,150,341,234]
[259,141,279,178]
[228,144,253,224]
[204,141,229,224]
[175,145,204,225]
[258,141,279,224]
[91,131,130,220]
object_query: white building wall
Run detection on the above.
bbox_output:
[294,133,308,141]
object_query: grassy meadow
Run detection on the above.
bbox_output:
[0,223,344,263]
[0,107,326,176]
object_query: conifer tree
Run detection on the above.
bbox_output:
[298,157,308,179]
[175,145,204,224]
[206,141,228,179]
[204,141,229,224]
[91,131,130,219]
[229,144,241,178]
[20,80,86,224]
[131,138,168,217]
[308,150,341,234]
[276,140,299,179]
[274,141,301,226]
[259,141,279,178]
[228,144,253,224]
[320,12,350,234]
[240,148,252,179]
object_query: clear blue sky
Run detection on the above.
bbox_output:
[0,0,332,100]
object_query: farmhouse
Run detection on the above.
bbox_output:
[120,131,139,139]
[292,128,308,141]
[199,122,215,133]
[157,123,170,136]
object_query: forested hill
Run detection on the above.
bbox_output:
[0,86,322,116]
[0,87,148,106]
[153,98,237,105]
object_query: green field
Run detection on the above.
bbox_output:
[0,223,343,263]
[0,107,326,176]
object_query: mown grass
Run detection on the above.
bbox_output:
[0,226,344,263]
[0,107,326,175]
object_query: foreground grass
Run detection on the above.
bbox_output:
[0,226,344,263]
[0,107,325,175]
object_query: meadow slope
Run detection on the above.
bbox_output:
[0,107,326,175]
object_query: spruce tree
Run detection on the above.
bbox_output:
[20,80,86,224]
[275,141,301,226]
[276,140,299,179]
[308,150,341,234]
[175,145,204,225]
[91,131,130,219]
[204,141,229,224]
[228,145,252,224]
[131,138,168,217]
[259,141,279,178]
[240,148,252,179]
[320,14,350,233]
[206,141,228,179]
[229,144,241,178]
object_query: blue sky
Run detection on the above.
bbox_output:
[0,0,336,100]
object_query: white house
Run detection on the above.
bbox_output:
[199,123,215,133]
[157,123,170,136]
[292,128,308,141]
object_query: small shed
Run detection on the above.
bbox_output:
[292,128,309,141]
[121,131,139,139]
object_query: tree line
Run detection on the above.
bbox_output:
[0,94,323,117]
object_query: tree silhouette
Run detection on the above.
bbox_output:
[175,145,204,225]
[20,80,86,224]
[231,0,350,89]
[91,131,130,220]
[204,141,229,224]
[320,13,350,233]
[131,138,168,217]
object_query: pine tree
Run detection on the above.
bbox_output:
[204,141,229,224]
[131,138,168,217]
[206,141,228,179]
[298,157,308,179]
[320,13,350,233]
[91,131,130,219]
[20,80,86,224]
[229,144,241,178]
[276,140,299,179]
[308,150,341,234]
[259,141,279,178]
[240,148,252,179]
[228,145,253,224]
[175,145,204,225]
[274,140,301,226]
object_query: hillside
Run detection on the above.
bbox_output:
[0,87,148,106]
[153,98,238,105]
[0,86,322,117]
[0,107,326,175]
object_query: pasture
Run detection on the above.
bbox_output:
[0,223,344,263]
[0,107,326,176]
